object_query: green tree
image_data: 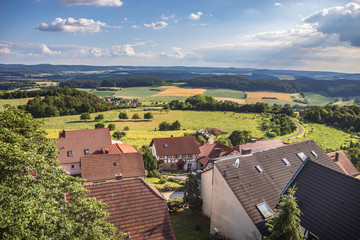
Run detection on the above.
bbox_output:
[170,120,181,130]
[112,130,126,140]
[140,146,159,177]
[95,123,105,129]
[228,130,252,146]
[266,186,303,240]
[118,112,128,121]
[144,112,153,119]
[80,112,91,121]
[132,113,140,121]
[0,106,121,239]
[95,114,104,121]
[183,173,203,212]
[159,121,171,131]
[107,124,116,131]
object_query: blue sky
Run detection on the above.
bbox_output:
[1,0,360,73]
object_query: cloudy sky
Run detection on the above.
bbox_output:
[1,0,360,73]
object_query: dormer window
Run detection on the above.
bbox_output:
[257,202,274,218]
[84,149,90,155]
[68,151,73,157]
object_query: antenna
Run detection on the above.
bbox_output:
[233,158,240,168]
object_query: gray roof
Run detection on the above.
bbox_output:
[214,140,343,235]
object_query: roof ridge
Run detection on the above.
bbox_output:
[140,178,166,200]
[84,177,142,187]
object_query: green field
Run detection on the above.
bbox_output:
[114,87,165,98]
[91,91,115,97]
[203,88,245,99]
[303,92,334,106]
[0,98,31,111]
[263,99,307,107]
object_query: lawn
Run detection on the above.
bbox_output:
[0,98,31,111]
[286,122,359,151]
[170,210,211,240]
[303,92,334,106]
[145,177,183,192]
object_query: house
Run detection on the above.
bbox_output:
[85,178,176,240]
[150,136,200,171]
[231,138,285,153]
[198,141,233,170]
[100,143,138,154]
[327,150,360,177]
[201,140,345,239]
[57,128,112,176]
[81,152,145,184]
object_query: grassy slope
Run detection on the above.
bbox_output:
[170,210,211,240]
[203,89,245,99]
[114,87,165,98]
[91,91,115,97]
[303,92,334,106]
[0,98,31,111]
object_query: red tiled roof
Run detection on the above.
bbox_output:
[57,128,112,164]
[150,136,200,156]
[232,139,285,152]
[81,152,145,182]
[198,141,232,167]
[327,150,359,176]
[101,143,138,154]
[85,178,175,240]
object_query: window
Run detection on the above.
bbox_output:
[255,165,263,173]
[257,202,274,218]
[188,154,192,158]
[311,151,318,158]
[187,163,192,168]
[68,151,73,157]
[164,144,168,148]
[175,155,178,159]
[297,152,307,162]
[84,149,90,155]
[282,158,290,166]
[71,164,75,169]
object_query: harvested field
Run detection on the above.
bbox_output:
[152,86,206,97]
[214,97,246,104]
[246,91,292,104]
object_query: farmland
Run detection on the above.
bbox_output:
[0,98,32,110]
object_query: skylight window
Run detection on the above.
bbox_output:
[255,165,263,173]
[68,150,73,157]
[282,158,290,166]
[311,151,318,157]
[164,144,168,148]
[84,149,90,155]
[296,152,307,162]
[257,202,274,218]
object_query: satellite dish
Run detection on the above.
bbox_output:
[233,159,240,168]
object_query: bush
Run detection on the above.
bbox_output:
[112,130,126,140]
[167,177,176,182]
[167,198,184,212]
[158,176,167,184]
[147,170,161,178]
[132,113,140,120]
[266,131,277,138]
[107,124,115,131]
[124,126,129,131]
[95,123,105,128]
[95,114,104,121]
[144,112,153,119]
[118,112,128,121]
[163,183,174,191]
[80,112,91,121]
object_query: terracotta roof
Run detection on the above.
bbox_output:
[327,150,359,176]
[232,139,285,153]
[57,128,112,164]
[198,141,232,167]
[81,152,145,182]
[290,160,360,240]
[150,136,200,156]
[101,143,138,154]
[85,178,175,240]
[214,140,343,235]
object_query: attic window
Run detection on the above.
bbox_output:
[164,144,168,148]
[113,162,119,166]
[257,202,274,218]
[84,149,90,155]
[68,151,73,157]
[296,152,307,162]
[311,151,318,158]
[255,165,263,173]
[282,158,290,166]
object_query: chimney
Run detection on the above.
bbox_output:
[105,148,109,154]
[241,147,251,155]
[200,140,205,146]
[250,138,256,143]
[335,152,340,161]
[115,173,122,180]
[60,128,66,138]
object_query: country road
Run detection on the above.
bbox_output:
[280,121,304,140]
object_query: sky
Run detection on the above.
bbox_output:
[0,0,360,73]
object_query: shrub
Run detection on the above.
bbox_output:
[80,112,91,121]
[147,170,161,178]
[167,177,176,182]
[107,124,115,131]
[95,123,105,128]
[95,114,104,121]
[158,176,167,184]
[112,130,126,140]
[124,126,129,131]
[167,198,184,212]
[266,131,277,138]
[144,112,153,119]
[118,112,128,121]
[163,183,174,191]
[132,113,140,120]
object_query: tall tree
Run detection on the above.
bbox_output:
[118,112,128,121]
[140,146,158,177]
[266,186,303,240]
[80,112,91,121]
[0,106,121,239]
[228,130,252,146]
[183,173,203,212]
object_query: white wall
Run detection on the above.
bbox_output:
[62,163,81,175]
[201,169,213,218]
[210,166,261,240]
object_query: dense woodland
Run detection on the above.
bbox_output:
[19,87,115,118]
[0,80,36,90]
[300,105,360,132]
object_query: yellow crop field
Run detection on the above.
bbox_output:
[152,86,206,97]
[245,91,292,104]
[214,97,246,104]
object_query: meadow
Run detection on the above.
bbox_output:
[0,98,32,111]
[303,92,334,106]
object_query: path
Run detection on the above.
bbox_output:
[280,121,304,140]
[163,191,184,200]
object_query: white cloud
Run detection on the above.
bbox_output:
[189,12,203,20]
[36,17,110,33]
[144,21,168,30]
[161,14,175,20]
[304,2,360,47]
[164,47,186,59]
[274,2,282,6]
[61,0,123,7]
[0,48,12,54]
[132,25,140,29]
[41,44,61,55]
